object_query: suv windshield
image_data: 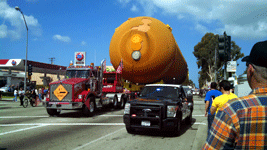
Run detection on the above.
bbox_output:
[139,86,180,100]
[66,70,90,78]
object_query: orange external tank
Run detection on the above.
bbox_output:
[109,16,188,84]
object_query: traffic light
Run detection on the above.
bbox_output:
[226,36,231,61]
[28,64,32,76]
[218,34,226,61]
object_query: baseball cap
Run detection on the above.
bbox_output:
[241,40,267,68]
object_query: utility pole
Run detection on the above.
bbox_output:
[49,57,55,64]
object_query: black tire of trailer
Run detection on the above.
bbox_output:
[119,96,127,109]
[82,97,95,117]
[126,127,135,134]
[113,95,119,109]
[47,109,61,116]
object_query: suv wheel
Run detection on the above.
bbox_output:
[126,127,135,134]
[173,117,181,136]
[185,110,192,125]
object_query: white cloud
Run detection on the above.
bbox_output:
[195,23,208,34]
[81,41,87,46]
[118,0,267,39]
[131,5,138,12]
[53,34,71,43]
[0,24,8,38]
[0,0,42,39]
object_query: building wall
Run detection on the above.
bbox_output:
[31,72,65,85]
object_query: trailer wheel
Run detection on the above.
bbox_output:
[113,96,119,109]
[47,109,61,116]
[119,97,127,109]
[83,97,95,117]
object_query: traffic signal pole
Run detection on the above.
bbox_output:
[218,31,231,81]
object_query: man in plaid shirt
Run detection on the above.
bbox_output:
[202,40,267,149]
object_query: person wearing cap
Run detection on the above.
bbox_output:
[202,40,267,149]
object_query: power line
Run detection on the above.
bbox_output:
[49,57,55,64]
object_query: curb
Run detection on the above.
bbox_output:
[192,120,207,150]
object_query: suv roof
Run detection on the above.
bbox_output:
[145,84,182,88]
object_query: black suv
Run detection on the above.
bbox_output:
[123,84,193,135]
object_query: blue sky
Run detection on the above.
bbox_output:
[1,0,267,88]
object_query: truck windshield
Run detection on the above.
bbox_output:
[65,70,90,78]
[139,86,179,100]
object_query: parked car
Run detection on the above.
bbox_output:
[182,86,193,104]
[123,84,193,136]
[0,86,8,92]
[192,89,199,95]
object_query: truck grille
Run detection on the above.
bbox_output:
[50,84,72,102]
[130,104,164,129]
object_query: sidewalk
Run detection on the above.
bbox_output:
[0,97,15,101]
[192,120,207,150]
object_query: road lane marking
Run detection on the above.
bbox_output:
[194,122,207,125]
[193,115,205,116]
[73,128,125,150]
[0,122,206,126]
[0,116,49,118]
[0,123,125,126]
[0,114,204,118]
[99,115,123,117]
[0,125,47,136]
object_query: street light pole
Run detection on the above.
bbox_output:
[15,6,28,93]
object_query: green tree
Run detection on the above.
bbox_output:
[182,78,195,88]
[193,33,244,88]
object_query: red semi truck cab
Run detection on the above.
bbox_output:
[45,62,129,117]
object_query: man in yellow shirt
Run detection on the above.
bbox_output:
[210,80,238,114]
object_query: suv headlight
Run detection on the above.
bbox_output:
[124,103,131,114]
[78,95,83,99]
[167,106,178,117]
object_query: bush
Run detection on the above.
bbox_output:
[1,92,14,97]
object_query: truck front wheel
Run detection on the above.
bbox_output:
[47,109,61,116]
[83,97,95,117]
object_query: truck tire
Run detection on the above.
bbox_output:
[126,127,135,134]
[185,109,192,125]
[119,97,127,109]
[47,109,61,116]
[173,116,181,136]
[113,96,119,109]
[83,97,95,117]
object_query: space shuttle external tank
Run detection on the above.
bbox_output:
[109,16,188,84]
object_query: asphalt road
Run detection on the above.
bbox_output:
[0,95,207,150]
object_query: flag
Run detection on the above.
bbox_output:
[116,59,123,74]
[101,59,106,72]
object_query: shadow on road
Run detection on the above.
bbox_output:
[126,118,198,138]
[50,107,124,118]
